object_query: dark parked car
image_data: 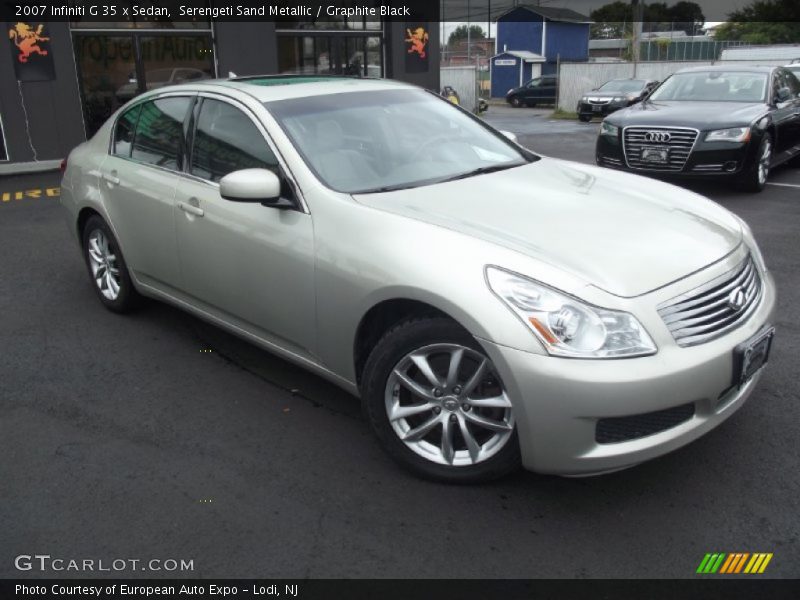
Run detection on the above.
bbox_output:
[506,74,558,107]
[577,78,659,122]
[596,66,800,192]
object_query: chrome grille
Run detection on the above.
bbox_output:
[623,126,698,172]
[658,255,762,347]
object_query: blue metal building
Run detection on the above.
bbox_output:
[491,5,591,98]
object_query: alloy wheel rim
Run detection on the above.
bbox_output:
[758,139,771,185]
[87,229,121,301]
[384,343,514,467]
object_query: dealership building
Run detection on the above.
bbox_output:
[0,14,440,173]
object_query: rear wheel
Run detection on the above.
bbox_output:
[81,215,141,312]
[741,133,772,193]
[362,317,521,483]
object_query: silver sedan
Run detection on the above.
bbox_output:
[60,76,776,482]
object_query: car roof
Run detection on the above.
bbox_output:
[674,65,777,74]
[158,75,415,103]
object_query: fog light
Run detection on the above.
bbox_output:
[724,161,738,172]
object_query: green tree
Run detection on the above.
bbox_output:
[590,1,633,39]
[714,0,800,43]
[670,1,706,35]
[447,24,486,48]
[590,1,704,38]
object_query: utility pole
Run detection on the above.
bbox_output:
[631,0,644,77]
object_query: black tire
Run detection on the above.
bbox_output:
[81,215,141,313]
[509,97,522,108]
[361,317,521,483]
[740,133,772,193]
[578,113,593,122]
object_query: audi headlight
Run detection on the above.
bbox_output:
[705,127,751,142]
[486,267,657,358]
[600,121,619,137]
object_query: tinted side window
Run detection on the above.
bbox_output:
[781,69,800,95]
[113,105,140,157]
[190,99,278,183]
[131,97,191,170]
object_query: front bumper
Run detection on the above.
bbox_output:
[479,267,777,476]
[596,133,756,177]
[577,101,627,118]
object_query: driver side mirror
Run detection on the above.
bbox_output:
[220,168,294,209]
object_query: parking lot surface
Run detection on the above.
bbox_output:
[2,114,799,578]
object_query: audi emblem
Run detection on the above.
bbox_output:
[727,286,747,312]
[644,131,672,143]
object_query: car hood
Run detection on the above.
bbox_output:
[353,159,742,298]
[608,100,767,129]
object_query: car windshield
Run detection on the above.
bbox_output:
[265,89,533,194]
[649,71,768,102]
[598,79,646,92]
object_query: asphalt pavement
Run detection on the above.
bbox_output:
[2,117,799,579]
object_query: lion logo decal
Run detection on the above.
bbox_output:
[405,27,429,59]
[8,22,50,64]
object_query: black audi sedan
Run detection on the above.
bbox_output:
[596,66,800,192]
[577,78,659,122]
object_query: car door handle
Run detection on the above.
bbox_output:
[102,173,120,185]
[179,201,204,217]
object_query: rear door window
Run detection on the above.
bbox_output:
[131,97,192,170]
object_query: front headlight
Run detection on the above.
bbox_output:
[613,96,626,102]
[735,215,768,273]
[600,121,619,137]
[486,267,657,358]
[705,127,751,142]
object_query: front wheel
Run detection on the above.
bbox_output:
[509,97,522,108]
[578,113,593,122]
[362,317,521,483]
[740,133,772,193]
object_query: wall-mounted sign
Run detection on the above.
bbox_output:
[495,59,517,66]
[404,23,429,73]
[8,22,56,81]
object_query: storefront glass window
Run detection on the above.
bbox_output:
[74,35,137,136]
[74,32,214,136]
[139,35,214,94]
[277,35,382,78]
[275,17,380,31]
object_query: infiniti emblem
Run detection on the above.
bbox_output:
[727,287,747,312]
[644,131,671,143]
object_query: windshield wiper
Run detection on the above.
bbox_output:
[354,163,523,194]
[354,182,425,194]
[434,163,522,184]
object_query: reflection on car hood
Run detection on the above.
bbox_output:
[353,159,742,298]
[608,100,767,129]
